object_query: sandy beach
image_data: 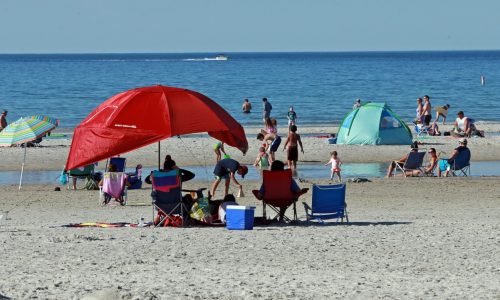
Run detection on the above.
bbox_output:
[0,177,499,299]
[1,123,500,171]
[1,124,500,299]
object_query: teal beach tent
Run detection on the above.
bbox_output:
[336,103,413,145]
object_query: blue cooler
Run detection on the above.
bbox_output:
[226,205,255,230]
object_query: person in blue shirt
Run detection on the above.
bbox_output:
[210,158,248,198]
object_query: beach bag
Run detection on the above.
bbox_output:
[59,170,68,185]
[84,177,99,190]
[190,198,212,223]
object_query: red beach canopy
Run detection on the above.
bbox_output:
[65,85,248,170]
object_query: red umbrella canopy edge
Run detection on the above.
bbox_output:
[65,85,248,170]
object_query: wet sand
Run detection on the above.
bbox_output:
[0,124,499,171]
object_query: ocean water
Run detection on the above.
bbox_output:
[1,51,499,129]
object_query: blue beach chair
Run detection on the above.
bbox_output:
[303,184,348,224]
[414,124,430,138]
[151,170,185,227]
[395,150,426,177]
[106,157,127,173]
[449,148,471,176]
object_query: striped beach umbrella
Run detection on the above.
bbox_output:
[0,115,57,147]
[0,115,57,189]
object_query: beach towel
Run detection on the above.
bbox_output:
[152,170,180,192]
[61,222,152,228]
[102,172,127,198]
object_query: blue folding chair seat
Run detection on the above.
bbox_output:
[303,184,348,223]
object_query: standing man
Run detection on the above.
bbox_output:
[262,97,272,124]
[420,95,432,126]
[0,110,7,132]
[210,158,248,198]
[242,99,252,113]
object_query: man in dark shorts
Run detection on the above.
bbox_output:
[262,97,272,124]
[283,125,304,171]
[256,132,281,164]
[210,158,248,198]
[421,95,432,126]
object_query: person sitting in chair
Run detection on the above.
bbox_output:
[255,160,306,221]
[99,163,126,205]
[386,141,419,177]
[256,160,301,198]
[145,155,195,184]
[127,164,143,189]
[438,138,470,177]
[414,148,439,176]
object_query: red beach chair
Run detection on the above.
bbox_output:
[252,169,308,222]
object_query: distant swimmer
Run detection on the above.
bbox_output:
[480,75,486,86]
[353,99,362,109]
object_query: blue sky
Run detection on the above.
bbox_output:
[1,0,499,53]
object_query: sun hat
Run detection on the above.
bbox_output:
[458,138,467,144]
[240,165,248,178]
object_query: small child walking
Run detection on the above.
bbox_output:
[325,151,342,182]
[287,106,297,130]
[253,146,270,170]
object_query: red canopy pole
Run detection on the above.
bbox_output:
[158,141,161,170]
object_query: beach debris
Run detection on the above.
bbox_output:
[347,177,371,183]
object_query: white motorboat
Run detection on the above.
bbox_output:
[215,55,229,61]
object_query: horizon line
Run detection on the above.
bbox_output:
[1,49,500,55]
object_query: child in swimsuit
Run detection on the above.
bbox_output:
[253,146,270,170]
[213,141,226,162]
[287,106,297,129]
[325,151,342,182]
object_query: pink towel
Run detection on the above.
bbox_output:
[102,172,127,198]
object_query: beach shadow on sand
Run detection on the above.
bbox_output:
[255,220,411,228]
